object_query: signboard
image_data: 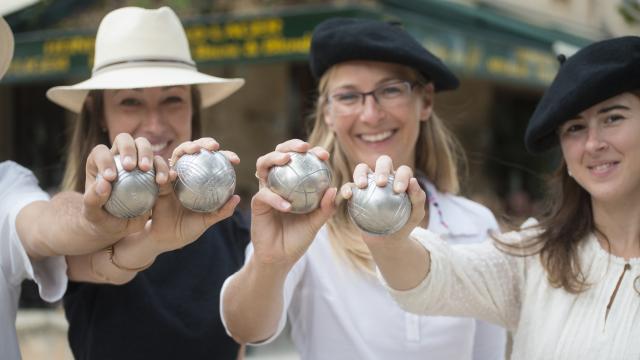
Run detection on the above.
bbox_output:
[5,7,374,83]
[5,4,573,87]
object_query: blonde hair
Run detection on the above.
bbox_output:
[307,66,465,273]
[62,88,202,192]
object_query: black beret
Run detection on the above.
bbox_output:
[309,17,459,92]
[525,36,640,153]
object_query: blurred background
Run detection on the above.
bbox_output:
[3,0,638,358]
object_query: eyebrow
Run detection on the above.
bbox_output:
[570,104,630,120]
[597,104,630,113]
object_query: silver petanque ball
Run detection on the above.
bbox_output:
[348,173,411,236]
[174,149,236,212]
[267,152,332,214]
[104,155,158,218]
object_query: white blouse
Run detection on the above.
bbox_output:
[222,181,506,360]
[385,219,640,359]
[0,161,67,359]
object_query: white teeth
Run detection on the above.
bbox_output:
[360,131,393,142]
[150,142,168,152]
[590,162,615,172]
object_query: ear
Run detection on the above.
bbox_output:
[419,83,435,122]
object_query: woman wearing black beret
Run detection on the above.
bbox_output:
[352,36,640,358]
[221,18,506,359]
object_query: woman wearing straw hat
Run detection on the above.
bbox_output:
[1,3,154,359]
[348,36,640,358]
[46,7,248,360]
[222,18,506,359]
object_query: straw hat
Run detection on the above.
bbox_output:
[47,7,244,113]
[0,0,39,79]
[0,17,12,79]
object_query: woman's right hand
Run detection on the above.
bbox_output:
[251,139,337,269]
[82,133,169,245]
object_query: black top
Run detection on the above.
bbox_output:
[64,211,250,360]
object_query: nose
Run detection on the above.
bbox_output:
[358,93,384,124]
[142,107,166,134]
[584,125,608,153]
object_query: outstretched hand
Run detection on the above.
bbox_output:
[135,137,241,253]
[250,139,337,268]
[340,155,427,246]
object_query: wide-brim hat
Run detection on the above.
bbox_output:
[47,6,244,113]
[309,17,459,92]
[525,36,640,153]
[0,0,39,79]
[0,17,12,79]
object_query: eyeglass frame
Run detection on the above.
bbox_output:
[325,80,423,116]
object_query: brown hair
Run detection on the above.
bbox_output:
[498,158,592,293]
[62,87,202,192]
[307,66,465,272]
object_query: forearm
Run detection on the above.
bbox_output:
[67,233,159,285]
[222,257,291,343]
[366,236,431,291]
[18,192,123,259]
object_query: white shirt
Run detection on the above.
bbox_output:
[0,161,67,360]
[222,181,506,360]
[386,219,640,359]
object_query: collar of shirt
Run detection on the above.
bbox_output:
[418,177,482,238]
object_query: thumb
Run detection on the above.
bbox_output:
[307,187,337,231]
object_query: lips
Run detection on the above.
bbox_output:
[150,141,168,153]
[587,161,619,175]
[359,130,394,143]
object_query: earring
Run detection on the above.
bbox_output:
[568,169,573,177]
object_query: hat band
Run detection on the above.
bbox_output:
[93,58,197,75]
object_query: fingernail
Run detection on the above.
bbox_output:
[394,181,405,193]
[358,176,367,187]
[157,172,167,183]
[281,201,291,210]
[103,168,115,178]
[140,157,151,168]
[123,156,134,167]
[377,174,386,184]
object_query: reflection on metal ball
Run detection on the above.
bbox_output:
[267,152,332,214]
[174,149,236,212]
[104,155,158,218]
[348,173,411,235]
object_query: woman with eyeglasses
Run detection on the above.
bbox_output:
[221,18,506,359]
[344,36,640,358]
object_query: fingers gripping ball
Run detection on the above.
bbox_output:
[267,152,332,214]
[348,173,411,235]
[104,155,159,218]
[174,149,236,212]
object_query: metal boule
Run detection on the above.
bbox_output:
[104,155,158,218]
[267,152,332,214]
[348,173,411,235]
[174,149,236,212]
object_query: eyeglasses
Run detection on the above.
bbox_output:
[327,81,419,116]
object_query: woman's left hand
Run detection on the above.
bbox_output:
[134,137,241,254]
[340,154,427,246]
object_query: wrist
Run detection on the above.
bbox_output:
[109,236,159,272]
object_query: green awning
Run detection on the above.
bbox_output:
[4,2,593,87]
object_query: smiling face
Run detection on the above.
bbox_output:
[323,60,433,169]
[559,92,640,205]
[103,86,193,160]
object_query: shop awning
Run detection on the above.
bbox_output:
[4,1,592,87]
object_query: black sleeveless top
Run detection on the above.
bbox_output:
[64,211,250,360]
